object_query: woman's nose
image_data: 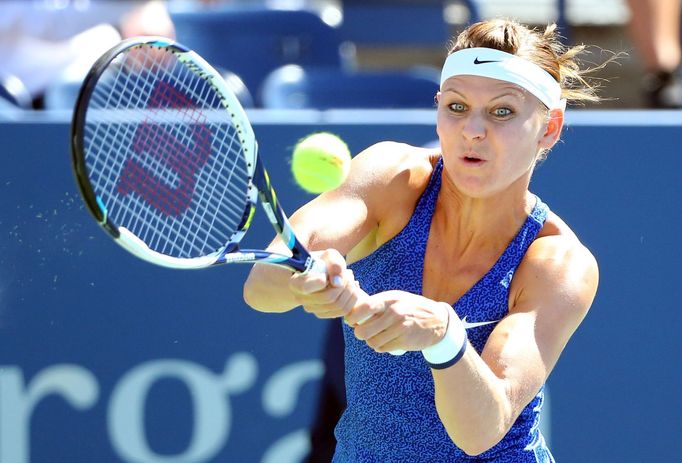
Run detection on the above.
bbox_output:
[461,113,486,141]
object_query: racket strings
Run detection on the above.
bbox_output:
[84,45,251,259]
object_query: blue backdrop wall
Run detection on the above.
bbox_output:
[0,110,680,462]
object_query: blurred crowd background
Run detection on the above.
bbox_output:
[1,0,680,111]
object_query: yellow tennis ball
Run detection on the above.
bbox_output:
[291,132,351,194]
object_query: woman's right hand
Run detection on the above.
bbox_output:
[289,249,362,319]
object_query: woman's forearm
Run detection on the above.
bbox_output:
[432,351,515,456]
[243,263,299,313]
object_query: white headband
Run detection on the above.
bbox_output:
[440,48,566,110]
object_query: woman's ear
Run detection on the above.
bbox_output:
[538,108,564,150]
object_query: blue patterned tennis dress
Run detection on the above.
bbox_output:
[334,158,553,462]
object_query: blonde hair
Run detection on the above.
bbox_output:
[449,19,605,105]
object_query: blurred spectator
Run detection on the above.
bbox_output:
[626,0,682,108]
[0,0,174,108]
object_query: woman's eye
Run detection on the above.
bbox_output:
[493,107,513,117]
[449,103,466,112]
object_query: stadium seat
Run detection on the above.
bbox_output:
[171,8,353,105]
[339,0,480,46]
[260,64,440,109]
[218,69,255,109]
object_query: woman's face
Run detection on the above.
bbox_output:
[436,75,559,198]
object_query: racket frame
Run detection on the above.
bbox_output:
[71,36,317,272]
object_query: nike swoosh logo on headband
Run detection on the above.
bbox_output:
[461,316,500,330]
[473,57,501,65]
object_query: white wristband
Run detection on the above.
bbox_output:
[422,304,468,369]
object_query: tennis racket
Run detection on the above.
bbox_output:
[71,36,326,273]
[70,37,404,355]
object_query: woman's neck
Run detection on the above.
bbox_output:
[434,174,535,252]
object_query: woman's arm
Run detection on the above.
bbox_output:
[431,236,599,455]
[346,234,598,455]
[242,141,434,314]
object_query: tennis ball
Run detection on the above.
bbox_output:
[291,132,351,194]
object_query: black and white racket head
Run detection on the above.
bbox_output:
[71,37,258,268]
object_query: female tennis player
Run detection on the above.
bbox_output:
[244,18,602,462]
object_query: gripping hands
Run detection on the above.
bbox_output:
[290,250,450,357]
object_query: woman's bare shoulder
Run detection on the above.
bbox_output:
[514,210,599,313]
[343,142,440,258]
[348,141,438,198]
[527,210,596,267]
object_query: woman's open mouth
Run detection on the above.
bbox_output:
[462,155,486,165]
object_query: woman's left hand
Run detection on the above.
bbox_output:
[344,290,451,353]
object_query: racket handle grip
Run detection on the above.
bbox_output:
[306,257,327,275]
